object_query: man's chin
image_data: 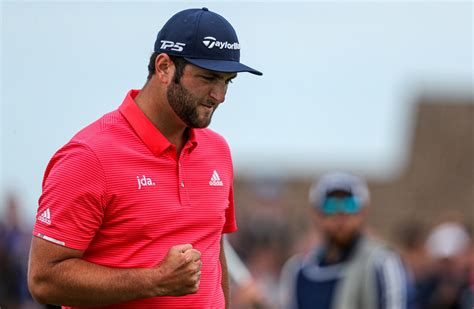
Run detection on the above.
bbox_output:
[188,118,212,129]
[196,114,214,128]
[330,234,354,247]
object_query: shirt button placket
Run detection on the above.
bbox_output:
[178,163,184,187]
[178,160,187,206]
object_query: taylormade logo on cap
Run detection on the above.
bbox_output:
[153,8,262,75]
[202,36,240,50]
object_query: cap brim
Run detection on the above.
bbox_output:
[184,57,262,76]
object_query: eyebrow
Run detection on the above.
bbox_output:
[205,72,237,81]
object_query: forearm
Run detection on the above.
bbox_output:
[221,262,230,309]
[220,238,230,309]
[30,257,154,306]
[29,237,201,306]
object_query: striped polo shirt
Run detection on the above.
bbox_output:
[33,89,237,308]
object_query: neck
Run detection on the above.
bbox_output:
[135,80,188,153]
[324,244,344,264]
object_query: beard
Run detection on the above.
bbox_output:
[166,81,217,128]
[327,229,360,249]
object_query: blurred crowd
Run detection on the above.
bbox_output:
[0,194,38,308]
[227,176,473,309]
[1,182,473,309]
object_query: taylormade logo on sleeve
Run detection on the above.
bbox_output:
[202,37,240,50]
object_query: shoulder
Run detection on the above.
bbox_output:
[360,237,407,281]
[353,236,406,273]
[44,140,104,184]
[45,110,124,173]
[359,236,396,258]
[71,110,125,147]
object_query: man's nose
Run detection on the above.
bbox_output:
[209,83,227,104]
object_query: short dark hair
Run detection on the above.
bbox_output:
[147,52,188,83]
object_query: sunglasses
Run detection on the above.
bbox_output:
[319,196,362,215]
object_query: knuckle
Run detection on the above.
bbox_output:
[188,273,199,285]
[170,246,178,254]
[190,283,199,294]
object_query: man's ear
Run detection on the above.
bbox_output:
[154,53,175,84]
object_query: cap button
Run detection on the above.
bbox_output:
[202,7,209,11]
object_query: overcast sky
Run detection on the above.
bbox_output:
[1,1,472,221]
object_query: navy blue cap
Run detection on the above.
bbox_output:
[154,8,262,76]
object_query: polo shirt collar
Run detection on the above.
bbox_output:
[119,89,197,156]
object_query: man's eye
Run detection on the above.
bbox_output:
[226,79,234,85]
[201,76,215,81]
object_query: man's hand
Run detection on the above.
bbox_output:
[152,244,202,296]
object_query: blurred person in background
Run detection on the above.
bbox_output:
[0,193,38,308]
[27,7,261,309]
[224,237,270,309]
[280,171,411,309]
[417,221,472,309]
[468,240,474,308]
[231,177,293,308]
[396,221,429,306]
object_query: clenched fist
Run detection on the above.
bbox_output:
[152,244,202,296]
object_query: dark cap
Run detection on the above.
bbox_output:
[154,8,262,76]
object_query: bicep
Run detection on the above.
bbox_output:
[29,236,84,276]
[34,142,107,251]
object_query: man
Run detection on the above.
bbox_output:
[280,172,410,309]
[418,221,472,308]
[28,7,261,308]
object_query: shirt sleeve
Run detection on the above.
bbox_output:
[33,142,107,250]
[374,250,410,309]
[222,182,237,234]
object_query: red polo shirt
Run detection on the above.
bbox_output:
[33,90,237,308]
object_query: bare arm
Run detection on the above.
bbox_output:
[220,237,230,309]
[28,237,202,306]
